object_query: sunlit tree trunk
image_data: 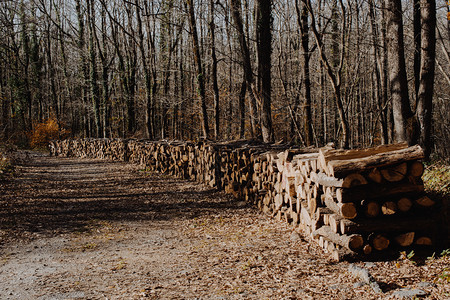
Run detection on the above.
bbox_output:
[416,0,436,158]
[230,0,260,139]
[384,0,416,143]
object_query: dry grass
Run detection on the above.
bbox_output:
[423,161,450,196]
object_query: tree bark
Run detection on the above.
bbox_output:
[368,0,388,144]
[136,0,154,140]
[87,0,101,137]
[302,0,350,148]
[239,78,246,139]
[384,0,416,144]
[230,0,260,139]
[209,0,220,140]
[186,0,209,139]
[256,0,274,143]
[295,0,313,146]
[416,0,436,159]
[75,0,89,138]
[413,0,421,100]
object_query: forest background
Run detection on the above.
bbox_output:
[0,0,448,161]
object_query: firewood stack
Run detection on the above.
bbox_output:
[300,143,438,260]
[49,138,441,261]
[49,139,128,160]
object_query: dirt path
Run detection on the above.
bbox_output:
[0,154,448,299]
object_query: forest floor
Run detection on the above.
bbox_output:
[0,153,448,299]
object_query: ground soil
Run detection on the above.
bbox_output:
[0,153,448,299]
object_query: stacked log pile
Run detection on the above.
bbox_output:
[302,143,439,260]
[49,139,443,261]
[49,138,128,161]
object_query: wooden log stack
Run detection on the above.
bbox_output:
[49,139,443,261]
[303,143,441,260]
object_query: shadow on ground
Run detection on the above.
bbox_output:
[0,154,248,245]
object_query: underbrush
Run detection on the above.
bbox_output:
[30,116,70,149]
[423,161,450,249]
[0,145,16,180]
[423,161,450,196]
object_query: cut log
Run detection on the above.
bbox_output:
[397,197,413,212]
[323,196,357,219]
[314,207,334,223]
[380,162,407,182]
[340,216,437,235]
[300,203,313,227]
[319,142,409,173]
[312,226,364,251]
[367,168,383,183]
[335,183,424,203]
[310,172,367,188]
[327,145,424,178]
[311,172,367,188]
[362,200,380,218]
[415,196,435,208]
[328,214,344,233]
[329,245,357,262]
[415,236,433,246]
[381,201,398,215]
[369,233,390,251]
[408,161,424,177]
[394,232,415,247]
[307,196,318,215]
[342,173,368,188]
[363,244,373,255]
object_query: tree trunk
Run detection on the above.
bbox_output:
[413,0,421,100]
[87,0,101,137]
[384,0,415,144]
[416,0,436,159]
[136,0,154,140]
[256,0,274,143]
[380,1,391,143]
[209,0,220,140]
[239,78,246,139]
[296,0,313,146]
[303,0,350,149]
[368,0,388,144]
[143,0,158,139]
[230,0,260,139]
[186,0,209,139]
[75,0,89,138]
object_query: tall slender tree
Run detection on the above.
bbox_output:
[186,0,209,139]
[256,0,275,143]
[209,0,220,139]
[415,0,436,158]
[384,0,416,143]
[230,0,260,139]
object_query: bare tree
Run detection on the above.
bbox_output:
[302,0,350,148]
[186,0,209,139]
[384,0,416,144]
[255,0,275,143]
[415,0,437,158]
[230,0,260,139]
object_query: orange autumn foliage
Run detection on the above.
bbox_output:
[30,117,70,149]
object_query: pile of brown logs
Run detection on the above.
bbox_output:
[301,143,437,260]
[49,139,444,261]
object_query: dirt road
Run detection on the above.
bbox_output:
[0,154,448,299]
